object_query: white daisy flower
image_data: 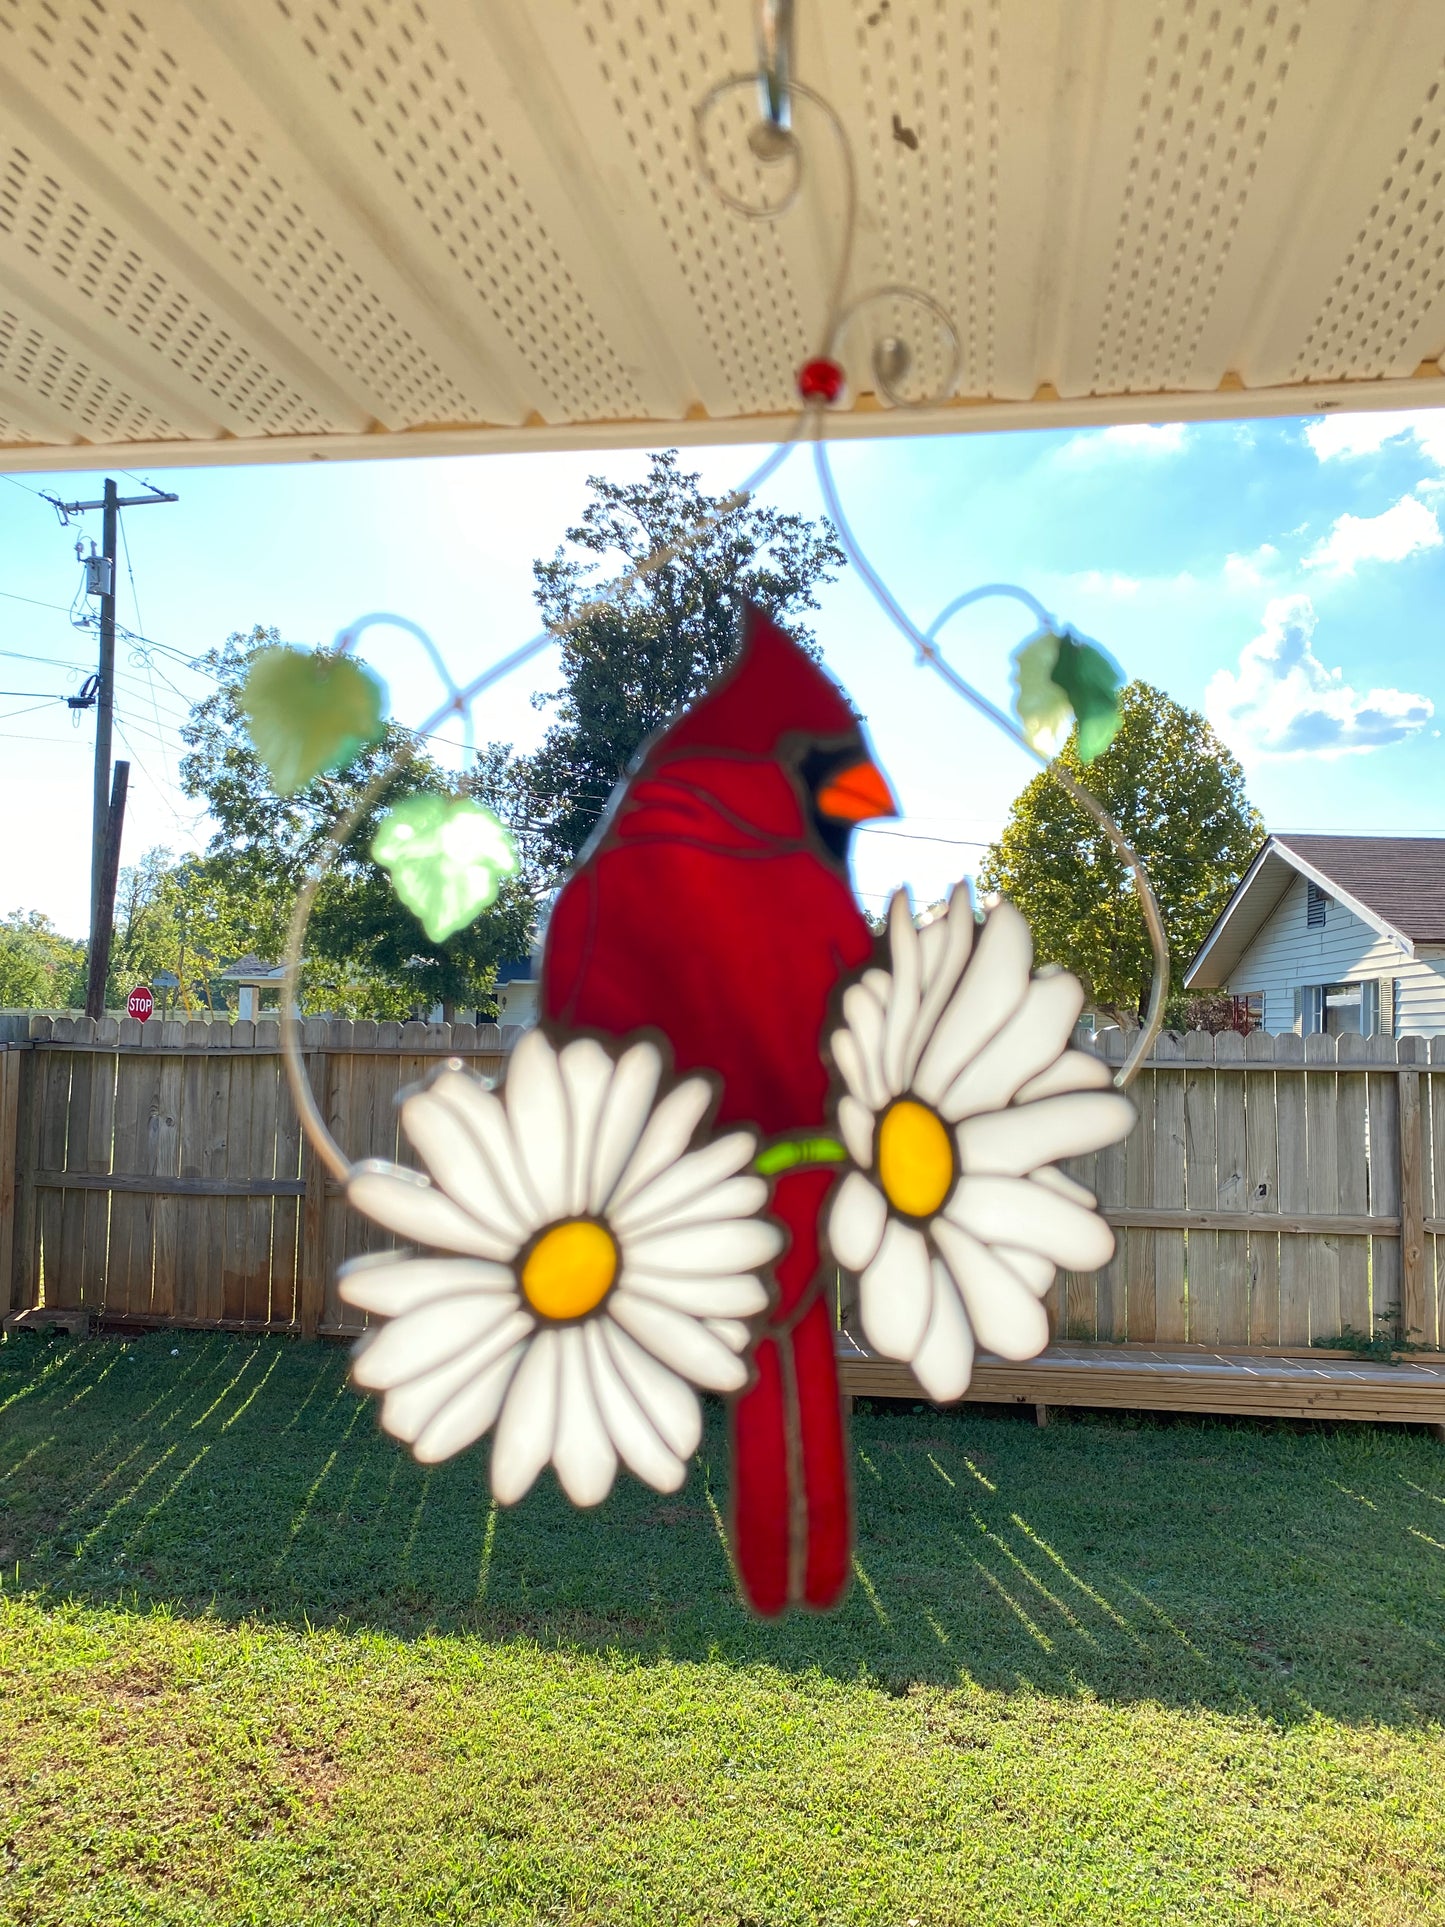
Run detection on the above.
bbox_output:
[339,1029,781,1506]
[826,887,1135,1401]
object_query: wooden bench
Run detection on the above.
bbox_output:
[836,1333,1445,1437]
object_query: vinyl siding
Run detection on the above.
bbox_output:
[1224,871,1445,1034]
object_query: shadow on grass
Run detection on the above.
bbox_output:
[2,1328,1442,1730]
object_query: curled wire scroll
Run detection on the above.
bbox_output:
[280,73,1169,1183]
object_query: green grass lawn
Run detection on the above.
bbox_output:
[1,1330,1443,1925]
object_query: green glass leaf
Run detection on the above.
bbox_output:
[240,647,386,795]
[372,795,520,943]
[1049,631,1125,763]
[1011,629,1072,758]
[1011,627,1125,764]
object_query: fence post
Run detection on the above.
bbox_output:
[298,1023,331,1338]
[0,1047,21,1310]
[1398,1037,1428,1347]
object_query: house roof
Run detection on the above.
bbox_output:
[5,1,1445,472]
[1185,835,1445,988]
[216,956,286,984]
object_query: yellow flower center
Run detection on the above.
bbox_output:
[520,1219,619,1322]
[877,1098,955,1219]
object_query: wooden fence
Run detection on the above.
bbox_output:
[2,1016,1443,1358]
[1,1015,515,1336]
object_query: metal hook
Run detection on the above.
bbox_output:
[755,0,794,133]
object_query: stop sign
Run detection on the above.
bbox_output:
[127,985,154,1023]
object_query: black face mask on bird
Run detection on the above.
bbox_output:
[798,742,898,865]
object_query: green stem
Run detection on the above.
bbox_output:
[755,1136,848,1177]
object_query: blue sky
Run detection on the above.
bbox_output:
[1,407,1442,940]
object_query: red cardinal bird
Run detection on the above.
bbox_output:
[541,605,897,1613]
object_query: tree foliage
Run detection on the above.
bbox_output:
[500,451,846,876]
[0,911,86,1010]
[978,682,1261,1025]
[180,627,533,1016]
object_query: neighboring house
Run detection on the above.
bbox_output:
[216,955,287,1021]
[494,958,539,1028]
[1185,835,1445,1037]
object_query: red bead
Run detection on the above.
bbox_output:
[797,357,846,405]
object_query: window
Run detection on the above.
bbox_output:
[1324,981,1363,1037]
[1306,879,1329,927]
[1295,984,1325,1034]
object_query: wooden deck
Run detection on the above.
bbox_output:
[836,1333,1445,1430]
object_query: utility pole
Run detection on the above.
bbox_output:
[85,762,129,1019]
[46,477,177,1018]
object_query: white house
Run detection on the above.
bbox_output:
[1185,835,1445,1037]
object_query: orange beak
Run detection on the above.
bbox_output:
[816,757,898,824]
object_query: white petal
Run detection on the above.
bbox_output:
[827,1169,888,1271]
[616,1173,768,1240]
[401,1072,531,1240]
[601,1322,703,1459]
[559,1038,616,1217]
[585,1323,687,1491]
[947,1176,1116,1271]
[551,1327,618,1506]
[1034,1164,1098,1208]
[881,888,922,1097]
[832,1029,879,1114]
[490,1328,561,1504]
[428,1074,541,1232]
[913,901,1033,1105]
[910,1258,977,1401]
[997,1245,1057,1297]
[839,981,889,1108]
[938,972,1086,1121]
[862,966,893,1004]
[505,1029,570,1223]
[607,1291,749,1391]
[588,1040,664,1212]
[932,1218,1051,1360]
[705,1317,751,1352]
[338,1253,517,1317]
[353,1293,528,1391]
[609,1136,759,1235]
[907,881,978,1081]
[837,1094,875,1169]
[375,1315,530,1442]
[625,1217,782,1276]
[622,1269,770,1317]
[956,1091,1135,1176]
[1015,1049,1114,1103]
[348,1162,516,1259]
[409,1338,528,1463]
[609,1076,714,1212]
[859,1217,933,1362]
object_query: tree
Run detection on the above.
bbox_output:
[502,450,846,876]
[0,911,86,1009]
[108,845,289,1015]
[978,682,1261,1026]
[181,627,534,1018]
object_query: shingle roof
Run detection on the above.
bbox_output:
[1273,835,1445,945]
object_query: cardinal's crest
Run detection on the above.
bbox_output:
[340,609,1134,1614]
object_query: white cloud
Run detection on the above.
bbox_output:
[1066,569,1142,597]
[1058,421,1189,464]
[1222,543,1279,590]
[1304,409,1445,467]
[1205,595,1434,759]
[1303,493,1442,573]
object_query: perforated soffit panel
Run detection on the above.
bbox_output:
[3,0,1445,471]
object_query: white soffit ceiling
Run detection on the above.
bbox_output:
[3,0,1445,471]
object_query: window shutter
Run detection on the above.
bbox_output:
[1381,977,1396,1037]
[1306,880,1328,928]
[1362,980,1379,1037]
